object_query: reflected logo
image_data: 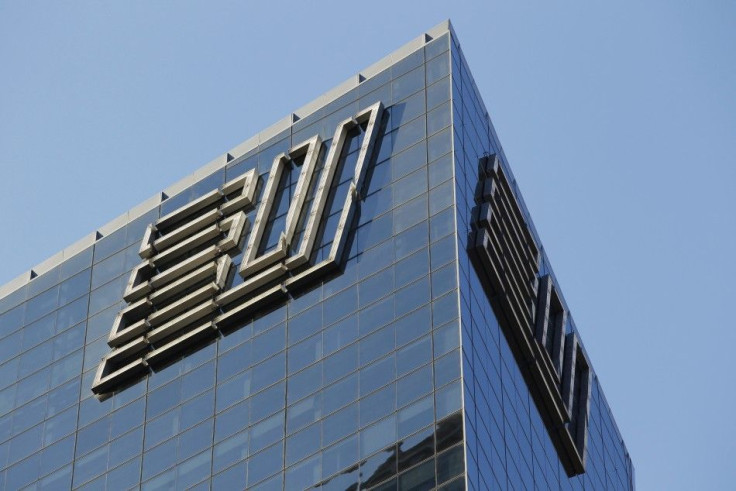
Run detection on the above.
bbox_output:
[92,102,384,396]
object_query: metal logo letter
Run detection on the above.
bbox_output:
[92,102,384,395]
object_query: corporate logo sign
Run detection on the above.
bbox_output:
[92,102,384,396]
[468,154,591,476]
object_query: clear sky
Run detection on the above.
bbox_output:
[1,1,734,489]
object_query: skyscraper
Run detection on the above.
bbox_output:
[0,20,634,490]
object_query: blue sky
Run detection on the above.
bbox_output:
[1,2,734,489]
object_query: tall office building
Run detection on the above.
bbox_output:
[0,21,634,490]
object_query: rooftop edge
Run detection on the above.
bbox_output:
[0,20,454,303]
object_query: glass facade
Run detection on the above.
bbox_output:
[0,23,632,490]
[450,33,634,491]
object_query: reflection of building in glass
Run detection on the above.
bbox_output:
[0,21,634,490]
